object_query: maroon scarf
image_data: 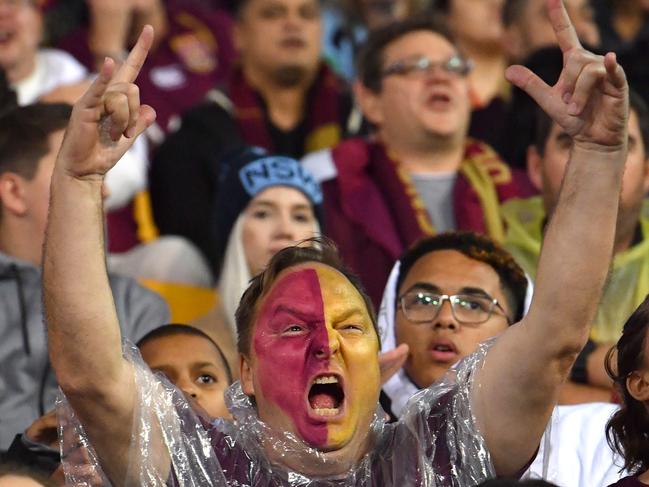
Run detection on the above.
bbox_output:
[326,138,525,305]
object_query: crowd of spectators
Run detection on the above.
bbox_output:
[1,0,649,485]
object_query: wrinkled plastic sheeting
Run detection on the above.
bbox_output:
[58,342,228,486]
[59,340,498,486]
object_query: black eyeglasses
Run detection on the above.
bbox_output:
[399,291,511,325]
[381,54,473,79]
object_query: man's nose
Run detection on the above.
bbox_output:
[433,300,459,331]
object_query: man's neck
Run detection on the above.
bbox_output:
[0,222,41,267]
[382,133,466,174]
[262,420,376,477]
[242,64,315,131]
[461,42,507,105]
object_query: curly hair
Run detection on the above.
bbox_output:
[606,295,649,475]
[396,232,528,323]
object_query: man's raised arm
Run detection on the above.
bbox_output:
[471,0,629,476]
[43,27,157,484]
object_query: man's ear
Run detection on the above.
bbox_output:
[526,145,544,192]
[0,172,28,218]
[627,370,649,402]
[240,354,255,396]
[353,80,384,127]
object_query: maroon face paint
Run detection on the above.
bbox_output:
[253,268,331,447]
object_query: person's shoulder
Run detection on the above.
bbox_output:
[107,274,170,338]
[38,48,88,80]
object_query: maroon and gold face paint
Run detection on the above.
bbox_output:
[251,265,381,450]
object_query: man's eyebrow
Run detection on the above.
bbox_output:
[271,302,322,321]
[458,287,492,299]
[402,282,441,295]
[192,361,221,369]
[331,306,365,324]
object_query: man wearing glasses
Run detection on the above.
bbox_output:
[303,16,528,307]
[377,232,527,418]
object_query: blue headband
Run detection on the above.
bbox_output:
[238,156,323,205]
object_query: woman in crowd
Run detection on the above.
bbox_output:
[192,147,324,372]
[606,295,649,487]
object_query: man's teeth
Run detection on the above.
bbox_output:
[313,407,339,416]
[313,375,338,384]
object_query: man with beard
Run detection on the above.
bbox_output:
[150,0,358,272]
[503,90,649,403]
[43,1,632,483]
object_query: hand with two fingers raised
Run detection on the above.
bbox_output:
[58,25,157,181]
[505,0,628,152]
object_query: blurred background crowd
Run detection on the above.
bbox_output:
[0,0,649,485]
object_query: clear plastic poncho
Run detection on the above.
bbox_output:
[58,338,496,486]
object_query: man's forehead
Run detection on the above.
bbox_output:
[260,264,367,316]
[400,250,503,294]
[383,30,458,64]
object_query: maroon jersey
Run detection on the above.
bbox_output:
[57,0,236,139]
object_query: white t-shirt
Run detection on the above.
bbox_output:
[13,48,87,105]
[524,402,625,486]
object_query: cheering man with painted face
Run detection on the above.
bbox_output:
[43,0,630,484]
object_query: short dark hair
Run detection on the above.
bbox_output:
[137,324,233,384]
[533,89,649,159]
[606,295,649,475]
[235,238,378,356]
[356,15,454,93]
[396,232,528,323]
[0,103,72,181]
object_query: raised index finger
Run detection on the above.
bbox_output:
[547,0,581,53]
[113,25,154,84]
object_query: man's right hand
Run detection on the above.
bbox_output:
[57,26,156,181]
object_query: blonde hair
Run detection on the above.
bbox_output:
[218,214,321,333]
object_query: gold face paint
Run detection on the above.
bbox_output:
[314,266,381,449]
[251,264,380,451]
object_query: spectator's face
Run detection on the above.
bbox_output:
[360,30,471,149]
[528,110,649,238]
[395,250,510,388]
[235,0,321,81]
[241,264,380,452]
[0,0,42,79]
[242,186,317,276]
[140,334,231,419]
[505,0,599,61]
[447,0,505,48]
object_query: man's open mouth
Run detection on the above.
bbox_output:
[308,375,344,417]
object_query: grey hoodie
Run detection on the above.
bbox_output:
[0,252,169,450]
